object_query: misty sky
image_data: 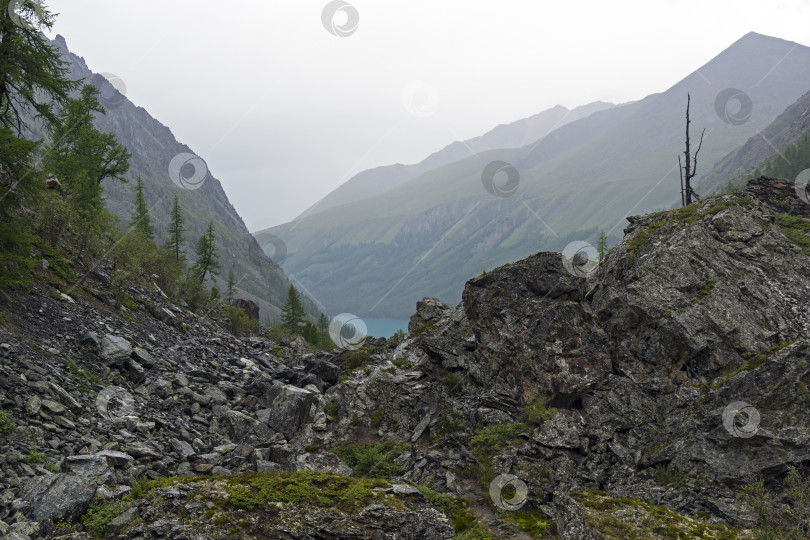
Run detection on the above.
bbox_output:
[48,0,810,231]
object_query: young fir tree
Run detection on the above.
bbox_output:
[131,177,154,242]
[226,268,236,304]
[302,321,319,346]
[597,231,609,263]
[317,313,330,349]
[192,222,220,281]
[281,285,305,334]
[166,194,185,263]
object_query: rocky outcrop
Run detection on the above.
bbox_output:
[232,299,259,321]
[307,177,810,537]
[1,177,808,538]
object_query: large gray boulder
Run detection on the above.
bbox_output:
[100,334,132,362]
[19,473,97,521]
[255,381,316,439]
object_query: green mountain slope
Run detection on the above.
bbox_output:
[49,35,318,321]
[698,89,810,194]
[259,32,810,319]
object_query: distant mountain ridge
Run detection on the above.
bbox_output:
[256,32,810,320]
[698,89,810,194]
[295,101,615,217]
[48,35,319,321]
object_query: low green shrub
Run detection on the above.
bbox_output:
[740,465,810,538]
[0,410,16,434]
[331,439,408,478]
[82,499,131,538]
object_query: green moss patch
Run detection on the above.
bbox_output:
[626,196,752,261]
[222,471,388,510]
[414,484,490,537]
[505,508,557,537]
[469,422,530,483]
[774,212,810,255]
[571,490,751,539]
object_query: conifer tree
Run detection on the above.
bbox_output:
[0,0,76,282]
[226,268,236,303]
[45,85,130,216]
[317,313,330,349]
[597,231,609,263]
[131,177,154,242]
[166,194,185,262]
[192,222,219,281]
[281,285,305,334]
[302,321,319,345]
[0,0,76,134]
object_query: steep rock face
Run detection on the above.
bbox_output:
[462,252,611,405]
[592,185,810,391]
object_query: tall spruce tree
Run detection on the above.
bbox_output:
[131,177,154,242]
[166,194,185,262]
[192,222,219,281]
[281,285,305,334]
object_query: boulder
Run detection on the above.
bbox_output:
[554,492,601,540]
[219,409,259,442]
[408,297,452,333]
[65,454,112,484]
[255,381,316,439]
[295,451,352,476]
[232,298,260,321]
[100,334,132,362]
[19,473,97,521]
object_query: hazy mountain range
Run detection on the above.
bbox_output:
[301,101,616,216]
[256,32,810,319]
